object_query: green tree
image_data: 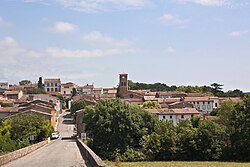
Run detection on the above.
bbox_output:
[19,80,31,86]
[83,99,158,160]
[11,113,53,146]
[140,120,177,160]
[71,88,77,97]
[211,83,224,96]
[25,88,46,94]
[70,100,86,113]
[38,77,43,89]
[195,121,228,160]
[0,119,16,154]
[142,101,161,109]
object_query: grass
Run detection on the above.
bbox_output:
[105,161,250,167]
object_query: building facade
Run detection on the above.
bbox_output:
[44,78,61,92]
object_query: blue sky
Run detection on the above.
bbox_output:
[0,0,249,91]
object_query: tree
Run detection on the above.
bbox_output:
[195,121,228,160]
[211,83,224,96]
[83,99,158,160]
[25,88,46,94]
[142,101,161,109]
[70,100,86,113]
[19,80,31,86]
[38,77,43,89]
[71,88,77,97]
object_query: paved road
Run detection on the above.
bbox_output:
[3,111,88,167]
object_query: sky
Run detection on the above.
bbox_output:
[0,0,250,91]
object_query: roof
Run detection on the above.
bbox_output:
[82,85,94,89]
[184,97,214,102]
[147,108,200,115]
[0,107,19,113]
[93,88,103,91]
[4,90,22,95]
[0,82,8,86]
[158,91,186,96]
[144,96,158,101]
[158,98,180,103]
[44,78,61,83]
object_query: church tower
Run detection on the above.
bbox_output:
[118,73,128,98]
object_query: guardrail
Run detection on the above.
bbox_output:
[0,139,49,166]
[76,139,113,167]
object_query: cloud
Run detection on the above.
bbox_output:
[82,31,131,48]
[229,30,248,37]
[177,0,229,6]
[164,47,176,54]
[160,14,188,26]
[49,21,78,33]
[23,0,150,12]
[0,17,11,28]
[46,47,120,58]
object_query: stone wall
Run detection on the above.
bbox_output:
[76,139,113,167]
[0,140,48,166]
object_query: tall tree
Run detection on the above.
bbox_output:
[19,80,31,85]
[211,83,224,96]
[38,77,43,89]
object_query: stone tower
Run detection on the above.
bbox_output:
[118,73,128,98]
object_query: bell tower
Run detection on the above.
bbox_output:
[118,73,128,98]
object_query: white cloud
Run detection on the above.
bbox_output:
[0,17,11,28]
[177,0,229,6]
[164,47,176,54]
[23,0,150,12]
[160,14,188,26]
[46,47,120,58]
[82,31,131,48]
[49,21,78,33]
[229,30,248,37]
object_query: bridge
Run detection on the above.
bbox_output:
[1,111,106,167]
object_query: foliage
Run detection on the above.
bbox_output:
[142,101,161,109]
[19,80,31,86]
[70,100,86,113]
[38,77,43,89]
[72,88,77,97]
[0,102,13,107]
[25,88,46,94]
[0,113,52,154]
[83,99,158,160]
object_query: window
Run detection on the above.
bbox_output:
[51,88,54,92]
[170,115,172,119]
[215,103,218,107]
[47,88,50,92]
[181,115,184,119]
[208,101,210,104]
[202,105,206,110]
[51,83,53,87]
[64,91,66,94]
[207,105,211,109]
[163,115,165,119]
[203,101,205,104]
[55,83,58,87]
[47,83,49,87]
[191,114,194,117]
[55,88,58,92]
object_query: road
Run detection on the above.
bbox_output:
[3,111,88,167]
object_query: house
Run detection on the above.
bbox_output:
[28,94,61,116]
[168,101,193,109]
[147,108,200,125]
[0,107,19,120]
[81,84,94,95]
[4,90,23,100]
[61,82,77,96]
[44,78,61,93]
[0,82,9,89]
[92,88,103,96]
[184,96,218,114]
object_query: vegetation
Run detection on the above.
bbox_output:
[0,113,53,154]
[0,102,13,107]
[142,101,161,109]
[19,80,31,85]
[25,88,46,94]
[38,77,43,89]
[105,161,250,167]
[128,80,244,97]
[83,98,250,162]
[70,100,86,113]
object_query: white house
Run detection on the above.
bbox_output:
[147,108,200,125]
[61,83,77,95]
[44,78,61,93]
[0,82,9,89]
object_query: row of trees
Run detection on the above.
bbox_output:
[82,98,250,162]
[128,80,244,97]
[0,113,53,155]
